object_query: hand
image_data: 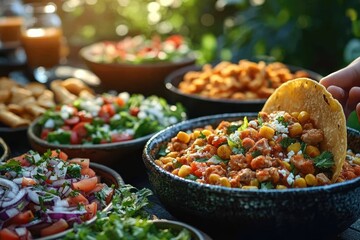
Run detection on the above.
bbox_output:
[319,57,360,120]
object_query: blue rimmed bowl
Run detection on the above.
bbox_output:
[142,112,360,239]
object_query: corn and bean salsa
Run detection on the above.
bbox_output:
[155,111,358,189]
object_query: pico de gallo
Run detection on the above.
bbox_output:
[38,92,186,145]
[90,34,193,64]
[0,150,114,239]
[155,110,349,189]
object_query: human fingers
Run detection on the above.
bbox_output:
[346,87,360,117]
[320,60,360,90]
[326,85,348,108]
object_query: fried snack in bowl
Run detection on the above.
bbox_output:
[262,78,347,182]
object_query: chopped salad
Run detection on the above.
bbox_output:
[156,110,349,189]
[0,150,114,239]
[38,92,186,145]
[89,34,193,64]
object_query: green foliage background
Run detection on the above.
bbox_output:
[58,0,360,76]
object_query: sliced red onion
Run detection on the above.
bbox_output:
[12,177,23,185]
[0,178,19,194]
[52,179,72,187]
[27,190,40,204]
[0,207,20,221]
[15,227,27,237]
[47,210,87,221]
[2,188,26,208]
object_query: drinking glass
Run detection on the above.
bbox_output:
[21,2,65,82]
[0,0,24,50]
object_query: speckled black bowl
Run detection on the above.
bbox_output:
[143,112,360,239]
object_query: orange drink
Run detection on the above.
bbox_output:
[0,16,23,45]
[21,27,62,68]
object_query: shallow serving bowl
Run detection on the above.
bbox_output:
[143,112,360,239]
[0,137,10,162]
[164,65,322,118]
[79,42,196,96]
[27,117,152,179]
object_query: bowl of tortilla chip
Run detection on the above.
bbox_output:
[143,78,360,239]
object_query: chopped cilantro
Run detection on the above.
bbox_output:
[232,146,246,155]
[313,151,334,169]
[227,125,239,134]
[195,158,208,162]
[69,190,80,197]
[172,160,182,168]
[67,164,82,178]
[0,159,21,173]
[185,174,198,181]
[277,116,288,127]
[257,116,263,126]
[251,150,262,158]
[280,137,296,149]
[157,145,168,157]
[198,131,207,139]
[260,182,274,189]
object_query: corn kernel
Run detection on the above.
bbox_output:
[172,169,179,175]
[242,186,258,190]
[305,174,318,186]
[269,140,275,146]
[276,185,287,189]
[178,165,192,178]
[293,177,307,188]
[291,112,300,119]
[201,129,212,137]
[219,177,231,187]
[259,125,275,139]
[282,161,291,171]
[217,145,231,160]
[298,111,310,124]
[305,145,320,158]
[167,152,178,158]
[250,179,259,187]
[288,123,303,137]
[193,138,206,146]
[160,157,174,164]
[353,157,360,165]
[208,173,221,184]
[287,142,301,153]
[192,130,201,139]
[155,160,163,167]
[177,131,191,143]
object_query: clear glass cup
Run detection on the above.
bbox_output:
[21,2,66,82]
[0,0,25,50]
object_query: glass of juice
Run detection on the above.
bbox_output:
[0,0,25,50]
[21,2,65,82]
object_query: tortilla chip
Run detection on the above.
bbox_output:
[262,78,347,182]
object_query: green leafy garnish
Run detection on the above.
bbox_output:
[260,182,274,189]
[277,116,288,127]
[251,150,261,158]
[0,159,22,173]
[313,151,334,169]
[195,158,208,162]
[257,116,263,126]
[280,137,296,149]
[67,164,82,178]
[239,117,249,131]
[185,174,198,181]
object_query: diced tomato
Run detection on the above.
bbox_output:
[11,154,31,167]
[72,176,98,192]
[99,104,116,119]
[190,162,207,178]
[7,210,34,226]
[115,97,125,107]
[40,219,69,237]
[82,202,98,221]
[210,136,227,148]
[64,116,80,126]
[165,35,183,48]
[78,111,93,123]
[61,125,71,131]
[129,107,140,117]
[70,131,81,144]
[40,129,51,140]
[22,177,37,187]
[0,228,19,240]
[111,133,133,142]
[67,193,89,206]
[50,150,68,161]
[69,158,90,169]
[72,122,88,139]
[87,183,105,194]
[81,167,96,177]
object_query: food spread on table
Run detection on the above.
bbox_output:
[85,34,193,64]
[37,92,186,145]
[178,60,311,100]
[0,150,114,238]
[155,78,356,188]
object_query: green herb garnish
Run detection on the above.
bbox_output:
[313,151,334,169]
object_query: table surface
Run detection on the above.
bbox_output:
[1,50,360,240]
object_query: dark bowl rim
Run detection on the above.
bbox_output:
[28,117,153,150]
[79,42,197,68]
[143,112,360,195]
[0,125,28,133]
[164,63,323,105]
